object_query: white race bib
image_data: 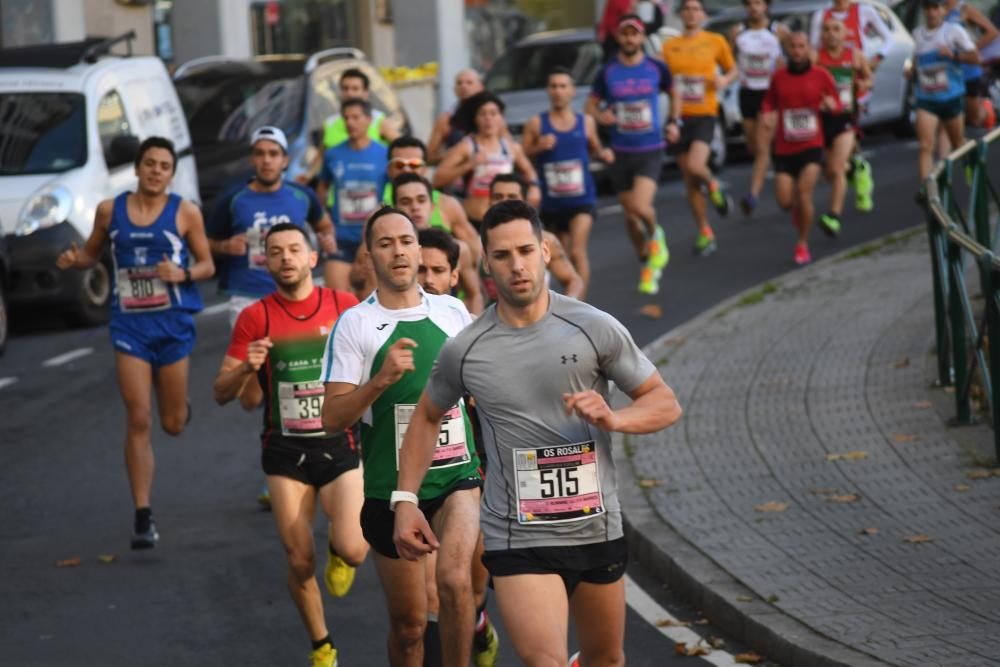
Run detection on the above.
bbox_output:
[246,224,270,270]
[338,184,378,224]
[278,381,326,437]
[395,403,471,470]
[543,159,586,198]
[837,81,854,109]
[615,100,653,133]
[117,267,170,312]
[918,66,949,94]
[679,76,706,104]
[782,108,819,142]
[743,53,771,78]
[513,442,604,525]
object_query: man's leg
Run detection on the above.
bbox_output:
[153,356,190,436]
[795,164,822,246]
[941,114,967,163]
[115,352,155,510]
[569,579,627,667]
[917,109,942,181]
[749,118,773,200]
[821,131,854,236]
[617,191,647,259]
[565,211,593,295]
[317,465,369,595]
[373,552,428,667]
[679,149,715,255]
[494,574,569,667]
[429,487,481,667]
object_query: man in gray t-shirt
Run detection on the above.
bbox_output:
[392,199,682,665]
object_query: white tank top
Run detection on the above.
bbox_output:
[735,25,783,90]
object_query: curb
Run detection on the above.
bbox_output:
[615,227,926,666]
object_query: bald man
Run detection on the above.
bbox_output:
[427,69,485,164]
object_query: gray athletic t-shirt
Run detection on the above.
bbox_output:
[425,291,656,551]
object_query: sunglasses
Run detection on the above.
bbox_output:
[390,158,426,169]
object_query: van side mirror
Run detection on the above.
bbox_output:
[106,134,141,169]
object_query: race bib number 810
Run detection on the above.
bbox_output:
[513,441,604,525]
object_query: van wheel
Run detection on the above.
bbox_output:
[67,259,112,327]
[0,283,8,357]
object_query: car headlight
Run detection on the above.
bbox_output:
[17,186,73,236]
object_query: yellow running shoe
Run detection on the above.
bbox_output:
[324,548,356,598]
[309,643,337,667]
[638,266,660,295]
[646,225,670,271]
[473,616,500,667]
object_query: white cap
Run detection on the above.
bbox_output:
[250,126,288,152]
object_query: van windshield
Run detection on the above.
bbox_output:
[0,93,87,176]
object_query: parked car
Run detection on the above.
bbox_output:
[0,32,200,326]
[172,49,410,209]
[706,0,917,145]
[483,27,730,173]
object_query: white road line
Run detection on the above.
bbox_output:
[41,347,94,367]
[0,377,18,390]
[597,204,623,216]
[624,575,741,666]
[198,301,230,317]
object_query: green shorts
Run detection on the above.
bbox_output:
[916,96,964,121]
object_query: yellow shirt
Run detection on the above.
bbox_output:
[661,31,735,118]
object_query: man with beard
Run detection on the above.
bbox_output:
[321,208,482,667]
[213,223,366,667]
[393,199,682,666]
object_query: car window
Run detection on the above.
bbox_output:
[484,39,603,93]
[0,93,87,176]
[97,90,132,162]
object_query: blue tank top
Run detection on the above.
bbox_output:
[320,140,389,242]
[109,192,202,316]
[591,56,672,152]
[947,4,983,81]
[224,182,322,297]
[536,112,596,210]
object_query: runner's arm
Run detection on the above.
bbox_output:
[520,115,546,159]
[427,111,453,164]
[855,47,874,94]
[440,194,483,264]
[545,233,584,300]
[809,10,823,49]
[951,25,982,63]
[379,115,401,143]
[178,200,216,281]
[585,114,614,163]
[715,38,739,90]
[512,143,542,206]
[456,240,484,315]
[965,4,1000,50]
[432,141,472,189]
[610,370,681,433]
[213,355,264,408]
[56,199,111,270]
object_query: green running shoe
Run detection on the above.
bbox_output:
[853,155,873,212]
[473,616,500,667]
[638,266,661,295]
[693,230,717,257]
[818,212,841,237]
[646,225,670,271]
[708,183,732,216]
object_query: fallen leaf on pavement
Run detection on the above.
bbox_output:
[736,595,754,602]
[754,501,788,513]
[735,652,764,664]
[894,357,910,368]
[639,304,663,319]
[694,618,710,625]
[826,450,869,462]
[638,478,662,488]
[954,484,971,492]
[893,434,917,443]
[55,558,81,568]
[858,527,880,535]
[674,642,712,657]
[966,469,993,480]
[765,594,780,603]
[707,636,725,649]
[97,554,116,564]
[943,386,955,394]
[664,336,686,346]
[655,618,690,628]
[903,534,933,544]
[912,401,933,409]
[826,493,862,504]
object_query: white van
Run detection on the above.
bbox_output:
[0,32,199,325]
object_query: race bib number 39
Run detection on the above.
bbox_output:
[782,108,819,142]
[513,442,604,525]
[117,267,170,312]
[543,159,585,198]
[278,381,326,437]
[395,403,471,470]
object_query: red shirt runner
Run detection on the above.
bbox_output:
[762,65,841,155]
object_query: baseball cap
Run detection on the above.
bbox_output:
[250,126,288,152]
[618,14,646,34]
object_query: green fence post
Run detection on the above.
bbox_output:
[972,142,990,247]
[947,234,972,423]
[927,200,952,386]
[983,257,1000,460]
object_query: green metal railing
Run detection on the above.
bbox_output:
[924,125,1000,460]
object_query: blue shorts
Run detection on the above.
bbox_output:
[330,237,361,263]
[110,309,196,369]
[916,96,964,121]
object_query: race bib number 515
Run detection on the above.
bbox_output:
[513,442,604,524]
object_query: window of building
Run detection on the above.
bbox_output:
[250,0,358,55]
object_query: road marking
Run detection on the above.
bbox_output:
[625,575,742,665]
[598,203,623,216]
[42,347,94,367]
[0,377,18,390]
[198,301,230,317]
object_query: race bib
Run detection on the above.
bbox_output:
[246,223,270,270]
[743,53,772,77]
[394,403,471,470]
[837,80,854,109]
[338,184,378,224]
[117,267,170,312]
[679,76,706,104]
[543,159,585,198]
[918,66,949,94]
[513,442,604,525]
[615,100,653,133]
[782,108,819,142]
[277,381,326,437]
[471,157,512,194]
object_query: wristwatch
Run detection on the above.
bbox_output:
[389,490,419,511]
[183,267,192,283]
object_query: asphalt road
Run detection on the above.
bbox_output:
[0,132,931,666]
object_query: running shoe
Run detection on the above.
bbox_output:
[739,193,757,217]
[646,225,670,271]
[473,616,500,667]
[309,643,337,667]
[818,212,842,237]
[693,230,717,257]
[568,651,581,667]
[324,547,356,598]
[794,242,812,266]
[708,181,732,217]
[638,266,661,295]
[257,484,271,510]
[853,155,873,212]
[131,515,159,550]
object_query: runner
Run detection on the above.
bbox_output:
[913,0,980,181]
[392,198,681,666]
[943,0,999,134]
[816,17,872,234]
[489,174,585,301]
[585,14,678,295]
[662,0,738,257]
[212,223,366,667]
[761,31,842,265]
[324,67,399,150]
[317,99,389,292]
[432,91,539,228]
[730,0,787,215]
[321,207,483,667]
[522,66,613,297]
[56,136,214,549]
[427,69,485,165]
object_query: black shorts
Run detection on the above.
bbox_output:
[822,112,854,148]
[966,77,985,98]
[261,431,360,488]
[361,477,483,559]
[676,115,716,153]
[608,149,662,194]
[739,88,767,120]
[773,147,824,178]
[540,205,595,234]
[482,537,628,596]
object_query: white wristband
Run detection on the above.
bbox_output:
[389,490,419,512]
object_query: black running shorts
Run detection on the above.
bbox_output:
[541,205,595,234]
[261,431,360,488]
[608,149,662,194]
[676,115,716,153]
[739,88,767,120]
[822,112,854,148]
[482,537,628,596]
[773,147,824,178]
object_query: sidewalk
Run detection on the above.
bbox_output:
[616,227,1000,666]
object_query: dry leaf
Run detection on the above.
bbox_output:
[639,304,663,319]
[858,527,880,535]
[55,558,81,568]
[810,487,838,495]
[736,595,754,602]
[903,534,933,544]
[943,386,955,394]
[754,501,788,513]
[97,554,116,564]
[674,642,712,657]
[894,357,910,368]
[707,636,725,649]
[664,336,685,346]
[966,469,992,480]
[655,618,690,627]
[912,401,933,409]
[735,652,765,664]
[826,450,869,462]
[826,493,861,504]
[694,618,710,625]
[638,478,662,488]
[893,434,917,443]
[954,484,971,492]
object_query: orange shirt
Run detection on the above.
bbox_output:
[661,31,735,118]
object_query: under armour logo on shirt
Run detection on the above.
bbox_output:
[561,354,578,364]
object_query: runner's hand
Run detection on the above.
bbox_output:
[317,231,338,255]
[600,147,615,164]
[937,46,955,60]
[665,123,680,144]
[393,502,439,561]
[597,109,617,126]
[244,337,273,372]
[563,390,618,431]
[539,133,557,151]
[56,242,80,270]
[226,234,248,256]
[819,95,839,112]
[157,254,185,283]
[378,338,418,387]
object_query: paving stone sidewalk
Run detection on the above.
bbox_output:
[616,228,1000,666]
